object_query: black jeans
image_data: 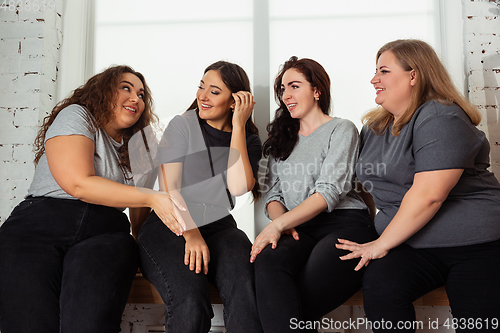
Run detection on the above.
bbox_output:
[138,212,263,333]
[253,209,375,333]
[362,240,500,332]
[0,196,138,333]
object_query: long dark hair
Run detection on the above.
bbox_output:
[187,61,261,200]
[34,65,156,175]
[263,56,331,161]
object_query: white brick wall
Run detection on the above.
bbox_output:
[463,0,500,177]
[0,0,498,331]
[0,0,63,224]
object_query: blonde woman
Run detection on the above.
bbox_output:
[338,39,500,332]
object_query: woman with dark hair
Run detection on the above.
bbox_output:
[338,39,500,332]
[137,61,263,333]
[0,65,174,332]
[250,56,374,332]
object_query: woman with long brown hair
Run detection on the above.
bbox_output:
[338,39,500,332]
[0,65,176,332]
[251,56,374,332]
[136,61,263,333]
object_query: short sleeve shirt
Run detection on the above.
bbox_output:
[157,109,262,209]
[357,100,500,248]
[28,104,132,202]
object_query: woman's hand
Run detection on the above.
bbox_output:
[231,91,255,128]
[149,192,187,236]
[336,239,389,271]
[184,230,210,275]
[250,222,284,263]
[282,227,300,240]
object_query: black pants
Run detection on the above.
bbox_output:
[138,212,263,333]
[362,241,500,332]
[254,209,374,333]
[0,196,138,333]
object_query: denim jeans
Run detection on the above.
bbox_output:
[0,196,138,333]
[362,240,500,332]
[138,212,263,333]
[253,209,375,333]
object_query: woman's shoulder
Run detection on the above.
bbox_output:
[326,117,359,135]
[165,109,197,131]
[412,100,483,141]
[414,100,469,124]
[52,104,94,129]
[245,131,262,147]
[57,104,91,119]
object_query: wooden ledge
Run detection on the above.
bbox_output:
[128,273,448,307]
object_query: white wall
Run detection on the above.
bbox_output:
[0,1,499,331]
[0,0,64,224]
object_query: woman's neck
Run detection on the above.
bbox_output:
[206,118,232,132]
[103,123,123,143]
[298,109,332,136]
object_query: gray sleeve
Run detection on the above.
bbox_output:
[262,156,286,219]
[45,104,95,143]
[309,120,360,212]
[413,104,482,172]
[157,115,189,165]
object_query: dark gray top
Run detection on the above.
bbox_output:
[157,109,262,210]
[263,117,367,219]
[357,100,500,248]
[28,104,132,205]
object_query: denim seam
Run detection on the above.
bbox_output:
[138,241,173,332]
[217,287,230,331]
[70,202,90,246]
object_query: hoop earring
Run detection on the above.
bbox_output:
[315,97,319,101]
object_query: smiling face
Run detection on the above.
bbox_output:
[196,70,234,130]
[105,72,146,141]
[281,68,320,120]
[370,51,415,120]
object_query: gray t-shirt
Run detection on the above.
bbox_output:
[157,109,262,209]
[357,100,500,248]
[263,117,367,218]
[28,104,133,201]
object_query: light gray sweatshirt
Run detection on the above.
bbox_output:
[263,117,367,218]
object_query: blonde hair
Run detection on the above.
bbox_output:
[363,39,481,136]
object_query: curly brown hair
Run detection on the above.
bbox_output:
[33,65,157,175]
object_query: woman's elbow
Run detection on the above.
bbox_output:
[60,178,88,200]
[228,179,255,197]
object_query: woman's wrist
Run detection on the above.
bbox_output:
[231,123,246,133]
[183,228,202,240]
[272,216,286,233]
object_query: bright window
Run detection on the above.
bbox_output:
[90,0,463,236]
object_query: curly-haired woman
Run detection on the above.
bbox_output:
[0,65,174,333]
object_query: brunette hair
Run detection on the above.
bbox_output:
[363,39,481,136]
[263,56,331,161]
[187,61,261,200]
[33,65,156,175]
